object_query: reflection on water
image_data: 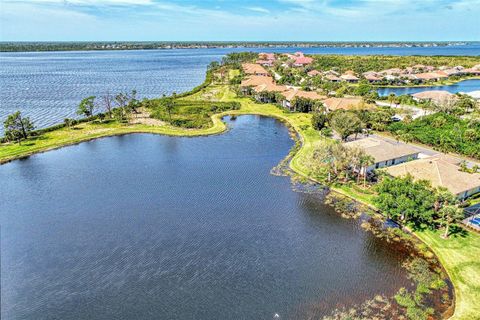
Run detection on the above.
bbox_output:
[0,116,410,319]
[377,79,480,96]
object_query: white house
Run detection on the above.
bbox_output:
[344,137,419,173]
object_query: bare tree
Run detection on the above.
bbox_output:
[101,91,114,116]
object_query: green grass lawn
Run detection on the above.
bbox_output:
[415,230,480,320]
[1,82,479,319]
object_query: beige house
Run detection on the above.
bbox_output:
[282,89,325,110]
[242,63,269,76]
[411,90,458,105]
[321,97,366,112]
[344,137,419,173]
[384,156,480,200]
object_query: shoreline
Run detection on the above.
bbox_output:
[1,78,478,319]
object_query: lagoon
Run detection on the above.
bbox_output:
[377,79,480,97]
[0,115,411,320]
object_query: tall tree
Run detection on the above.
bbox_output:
[162,98,175,121]
[101,91,114,116]
[3,111,35,144]
[330,111,363,141]
[374,175,435,227]
[77,96,96,117]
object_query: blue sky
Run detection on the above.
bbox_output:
[1,0,479,41]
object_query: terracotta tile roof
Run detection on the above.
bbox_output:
[414,72,449,80]
[294,56,313,65]
[344,137,419,163]
[325,74,341,81]
[411,90,458,104]
[364,74,383,81]
[340,74,359,81]
[307,70,322,76]
[253,82,289,93]
[242,63,269,75]
[321,97,366,111]
[384,156,480,196]
[282,89,325,101]
[240,75,274,87]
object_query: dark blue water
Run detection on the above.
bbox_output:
[0,116,411,320]
[377,79,480,96]
[1,44,480,133]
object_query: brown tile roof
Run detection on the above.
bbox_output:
[253,82,289,93]
[307,70,322,76]
[321,97,366,111]
[384,156,480,196]
[240,75,274,87]
[282,89,325,101]
[340,74,359,81]
[414,72,449,80]
[344,137,419,163]
[411,90,458,104]
[242,63,269,75]
[325,74,341,81]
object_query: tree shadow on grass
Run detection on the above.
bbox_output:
[449,225,469,238]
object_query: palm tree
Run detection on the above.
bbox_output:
[359,154,375,187]
[388,93,396,107]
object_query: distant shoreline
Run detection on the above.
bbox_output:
[0,41,476,53]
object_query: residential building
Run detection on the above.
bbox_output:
[344,137,419,173]
[384,156,480,200]
[411,90,458,104]
[282,89,325,110]
[321,97,365,112]
[242,63,269,76]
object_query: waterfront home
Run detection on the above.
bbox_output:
[413,72,448,82]
[384,156,480,200]
[463,68,480,75]
[344,137,419,174]
[411,90,457,104]
[282,89,325,110]
[242,63,269,76]
[321,97,365,111]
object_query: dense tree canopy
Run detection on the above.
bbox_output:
[388,113,480,159]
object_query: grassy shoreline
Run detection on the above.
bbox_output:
[1,83,478,319]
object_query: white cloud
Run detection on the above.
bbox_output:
[245,6,270,14]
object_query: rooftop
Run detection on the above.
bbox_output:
[344,137,419,163]
[242,63,269,75]
[322,97,365,111]
[384,156,480,195]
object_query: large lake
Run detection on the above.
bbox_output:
[1,44,480,133]
[0,116,411,319]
